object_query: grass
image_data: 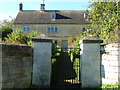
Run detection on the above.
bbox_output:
[101,84,120,89]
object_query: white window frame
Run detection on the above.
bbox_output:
[51,12,56,20]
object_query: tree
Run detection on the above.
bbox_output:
[0,19,14,40]
[88,1,120,43]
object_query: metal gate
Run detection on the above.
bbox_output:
[51,48,81,88]
[62,40,68,52]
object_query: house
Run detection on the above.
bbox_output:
[14,3,90,48]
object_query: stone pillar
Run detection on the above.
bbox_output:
[0,44,2,90]
[80,35,103,88]
[32,38,52,86]
[101,43,120,84]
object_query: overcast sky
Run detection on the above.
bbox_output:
[0,0,92,21]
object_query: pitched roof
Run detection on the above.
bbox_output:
[14,10,90,24]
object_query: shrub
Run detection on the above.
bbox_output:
[0,26,13,40]
[5,29,28,44]
[27,30,41,45]
[5,30,40,45]
[52,40,57,57]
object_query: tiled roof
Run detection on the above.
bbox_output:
[14,10,90,24]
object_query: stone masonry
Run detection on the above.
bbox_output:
[0,44,33,88]
[32,37,52,86]
[80,35,103,88]
[101,43,120,84]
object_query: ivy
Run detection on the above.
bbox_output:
[75,2,119,47]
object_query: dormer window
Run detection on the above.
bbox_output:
[84,10,89,20]
[84,13,88,19]
[82,27,86,32]
[51,12,56,20]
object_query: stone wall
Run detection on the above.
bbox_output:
[0,44,33,88]
[101,43,120,84]
[14,24,87,37]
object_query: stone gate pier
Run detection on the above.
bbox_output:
[80,35,103,88]
[32,36,52,87]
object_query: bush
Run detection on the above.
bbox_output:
[5,29,28,44]
[27,30,41,45]
[52,40,57,57]
[5,30,40,45]
[0,26,13,40]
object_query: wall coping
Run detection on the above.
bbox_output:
[32,38,53,43]
[0,43,32,48]
[80,35,103,43]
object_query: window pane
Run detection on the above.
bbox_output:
[27,26,30,31]
[48,26,51,32]
[55,26,58,32]
[51,26,54,32]
[22,26,26,32]
[51,13,56,20]
[22,26,30,32]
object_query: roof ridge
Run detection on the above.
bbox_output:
[21,10,86,12]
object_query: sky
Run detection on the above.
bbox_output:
[0,0,92,22]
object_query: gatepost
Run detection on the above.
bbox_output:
[80,35,103,88]
[32,36,52,87]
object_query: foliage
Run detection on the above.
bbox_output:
[88,2,119,43]
[0,26,13,40]
[0,19,14,40]
[75,2,119,50]
[5,29,28,44]
[52,40,57,57]
[1,19,14,28]
[101,84,119,88]
[5,30,40,45]
[27,30,41,45]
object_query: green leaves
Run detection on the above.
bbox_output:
[27,30,40,45]
[6,30,27,44]
[88,2,119,43]
[0,26,13,39]
[5,30,40,45]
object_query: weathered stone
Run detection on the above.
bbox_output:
[9,68,25,75]
[101,43,119,85]
[24,67,32,73]
[102,78,118,84]
[0,82,2,90]
[2,82,12,88]
[80,35,103,43]
[80,36,102,88]
[12,82,24,88]
[22,57,32,62]
[0,44,33,89]
[23,62,32,67]
[32,42,51,86]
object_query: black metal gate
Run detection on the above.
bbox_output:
[51,48,81,88]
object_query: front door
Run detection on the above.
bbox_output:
[62,40,68,52]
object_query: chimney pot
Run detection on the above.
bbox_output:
[40,4,45,11]
[19,3,23,11]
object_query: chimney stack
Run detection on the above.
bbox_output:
[19,3,23,11]
[40,4,45,11]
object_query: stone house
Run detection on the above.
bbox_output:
[14,3,90,47]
